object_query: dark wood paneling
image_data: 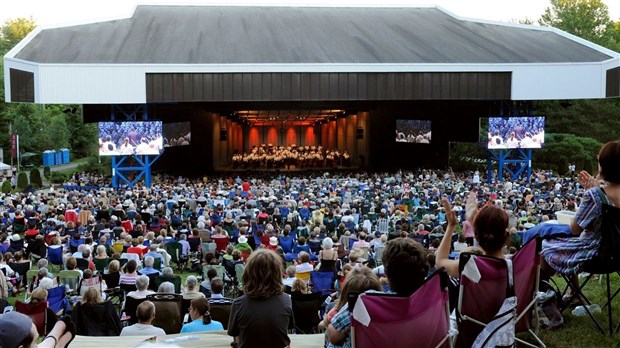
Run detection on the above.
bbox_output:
[146,72,512,102]
[607,67,619,98]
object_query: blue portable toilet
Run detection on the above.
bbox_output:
[55,151,62,166]
[42,150,54,166]
[61,149,70,164]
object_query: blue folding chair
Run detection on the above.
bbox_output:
[47,285,69,315]
[310,271,334,296]
[279,236,294,253]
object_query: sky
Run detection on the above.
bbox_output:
[1,0,619,28]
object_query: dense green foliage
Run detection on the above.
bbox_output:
[43,166,51,179]
[29,167,42,187]
[0,18,97,164]
[16,171,28,190]
[77,155,112,176]
[47,171,67,184]
[1,180,11,193]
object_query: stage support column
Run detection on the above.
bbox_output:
[210,113,221,169]
[337,117,346,153]
[357,112,369,168]
[345,113,357,162]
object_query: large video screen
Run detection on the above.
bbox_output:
[395,119,431,144]
[98,121,163,156]
[487,116,545,149]
[163,122,191,147]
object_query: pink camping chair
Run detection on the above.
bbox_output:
[351,269,452,348]
[456,238,544,348]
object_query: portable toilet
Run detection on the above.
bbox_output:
[55,151,62,166]
[42,150,54,166]
[61,149,70,164]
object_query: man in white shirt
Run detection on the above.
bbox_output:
[120,301,166,336]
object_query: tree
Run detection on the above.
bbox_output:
[0,17,36,51]
[29,168,43,188]
[1,180,11,193]
[539,0,616,50]
[16,172,28,190]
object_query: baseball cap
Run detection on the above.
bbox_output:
[0,312,33,348]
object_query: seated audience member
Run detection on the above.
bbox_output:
[143,244,163,263]
[157,281,175,293]
[208,278,233,305]
[436,198,509,278]
[326,237,430,347]
[295,251,313,273]
[200,268,218,295]
[228,249,293,347]
[453,233,468,252]
[126,275,155,299]
[120,301,167,336]
[120,259,140,285]
[79,269,108,299]
[181,297,224,333]
[139,256,163,276]
[283,265,297,288]
[0,311,75,348]
[291,278,309,294]
[81,287,103,305]
[183,275,205,300]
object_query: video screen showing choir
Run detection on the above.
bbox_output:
[98,121,163,156]
[487,116,545,149]
[395,120,432,144]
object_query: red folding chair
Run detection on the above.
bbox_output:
[456,238,544,348]
[15,300,49,336]
[351,269,452,348]
[214,236,230,253]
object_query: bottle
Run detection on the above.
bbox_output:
[572,304,601,316]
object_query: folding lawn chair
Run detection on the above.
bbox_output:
[559,188,620,335]
[457,238,544,348]
[351,268,452,348]
[310,271,334,296]
[16,300,49,336]
[291,291,324,334]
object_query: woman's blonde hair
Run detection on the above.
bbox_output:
[291,278,308,294]
[242,249,284,299]
[335,267,381,312]
[82,287,103,304]
[30,287,48,304]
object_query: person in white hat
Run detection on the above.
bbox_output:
[266,236,281,253]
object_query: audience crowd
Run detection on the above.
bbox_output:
[0,156,609,347]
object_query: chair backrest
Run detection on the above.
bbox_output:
[455,238,543,347]
[310,271,334,296]
[214,237,231,252]
[209,302,232,330]
[156,275,182,294]
[74,301,122,336]
[47,285,67,314]
[296,271,311,283]
[122,253,141,265]
[308,240,322,254]
[76,258,90,271]
[124,296,147,324]
[188,237,201,252]
[146,273,159,291]
[374,246,385,265]
[279,236,294,253]
[119,282,137,293]
[102,271,121,289]
[47,246,63,265]
[203,264,226,280]
[146,293,183,334]
[16,300,48,336]
[511,238,542,333]
[166,242,183,263]
[9,261,30,278]
[79,275,103,297]
[58,270,81,291]
[291,291,323,333]
[112,242,125,253]
[351,269,451,348]
[93,258,110,273]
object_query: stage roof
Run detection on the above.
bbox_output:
[4,5,620,103]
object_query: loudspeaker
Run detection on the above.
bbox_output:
[220,129,228,141]
[356,127,364,139]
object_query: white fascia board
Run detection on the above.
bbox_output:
[10,60,619,104]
